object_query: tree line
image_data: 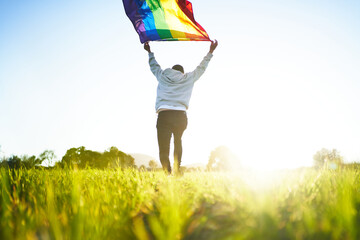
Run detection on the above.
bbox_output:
[0,150,55,169]
[1,145,358,171]
[0,146,134,169]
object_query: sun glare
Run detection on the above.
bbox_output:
[185,96,314,172]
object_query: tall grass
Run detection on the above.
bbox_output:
[1,167,360,239]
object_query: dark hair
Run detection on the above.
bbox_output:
[172,64,184,73]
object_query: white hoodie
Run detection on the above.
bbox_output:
[148,52,213,113]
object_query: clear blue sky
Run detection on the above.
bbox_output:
[1,0,360,169]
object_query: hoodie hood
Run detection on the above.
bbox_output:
[162,68,186,83]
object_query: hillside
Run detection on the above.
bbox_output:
[130,153,157,168]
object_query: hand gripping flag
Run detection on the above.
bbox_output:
[123,0,210,43]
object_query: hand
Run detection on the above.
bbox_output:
[209,40,218,53]
[144,42,151,53]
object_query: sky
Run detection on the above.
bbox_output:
[1,0,360,170]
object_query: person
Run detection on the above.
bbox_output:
[144,40,218,175]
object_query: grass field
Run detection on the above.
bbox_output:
[1,167,360,240]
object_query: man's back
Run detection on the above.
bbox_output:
[148,51,213,112]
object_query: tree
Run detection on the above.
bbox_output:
[207,146,240,171]
[21,155,42,168]
[313,148,343,169]
[1,155,43,169]
[102,146,135,168]
[39,150,56,167]
[0,150,55,169]
[59,146,135,169]
[6,155,22,169]
[61,147,85,168]
[148,160,158,170]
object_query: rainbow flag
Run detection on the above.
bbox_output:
[123,0,210,43]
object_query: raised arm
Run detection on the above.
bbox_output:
[188,40,218,81]
[209,39,218,54]
[144,42,163,79]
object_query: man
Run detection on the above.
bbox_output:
[144,40,218,175]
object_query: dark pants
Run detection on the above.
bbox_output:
[156,110,188,174]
